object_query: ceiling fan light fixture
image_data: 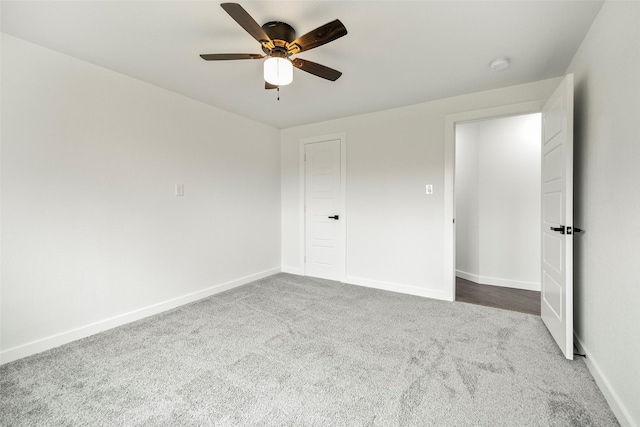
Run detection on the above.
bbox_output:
[264,57,293,86]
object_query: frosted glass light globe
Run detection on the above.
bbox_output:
[264,57,293,86]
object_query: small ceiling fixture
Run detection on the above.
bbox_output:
[489,57,511,71]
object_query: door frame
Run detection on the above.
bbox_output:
[298,132,347,281]
[443,100,546,301]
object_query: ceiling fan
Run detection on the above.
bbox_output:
[200,3,347,90]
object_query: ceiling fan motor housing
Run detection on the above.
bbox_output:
[262,21,296,43]
[261,22,296,56]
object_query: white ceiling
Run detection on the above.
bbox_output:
[1,1,603,129]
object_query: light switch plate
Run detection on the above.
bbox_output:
[175,184,184,196]
[426,184,433,195]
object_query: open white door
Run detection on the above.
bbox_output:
[541,74,574,359]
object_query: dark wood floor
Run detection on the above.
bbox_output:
[455,277,540,315]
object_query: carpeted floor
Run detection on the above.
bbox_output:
[0,273,618,426]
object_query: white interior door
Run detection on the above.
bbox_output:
[304,139,343,281]
[541,74,574,360]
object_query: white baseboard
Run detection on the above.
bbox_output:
[456,270,482,283]
[281,265,303,275]
[574,334,636,427]
[0,267,281,365]
[344,275,451,301]
[456,270,540,291]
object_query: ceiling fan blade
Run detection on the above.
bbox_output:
[265,82,279,90]
[220,3,273,48]
[200,53,264,60]
[288,19,347,54]
[292,58,342,81]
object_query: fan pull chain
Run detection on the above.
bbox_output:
[277,87,280,101]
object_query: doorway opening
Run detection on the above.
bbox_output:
[454,113,542,315]
[445,75,574,358]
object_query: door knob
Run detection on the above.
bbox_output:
[550,226,566,234]
[328,215,339,220]
[566,226,583,235]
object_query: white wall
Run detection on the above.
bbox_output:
[0,35,281,363]
[565,2,640,426]
[281,78,561,300]
[456,114,541,291]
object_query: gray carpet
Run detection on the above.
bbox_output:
[1,273,618,426]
